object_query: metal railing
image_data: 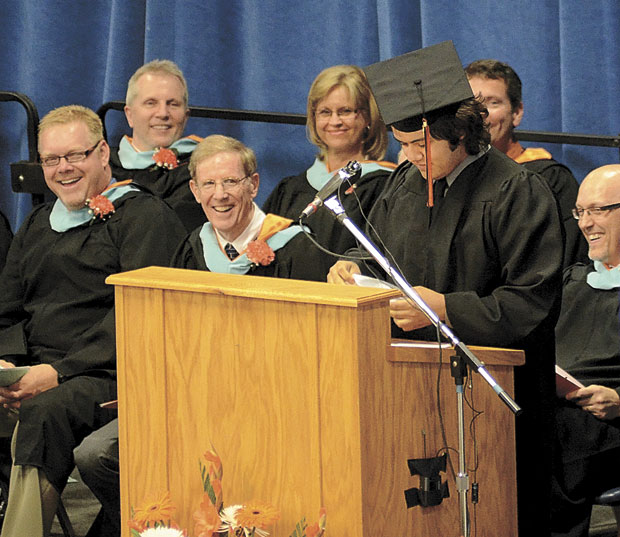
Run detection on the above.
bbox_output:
[2,95,619,207]
[98,100,620,158]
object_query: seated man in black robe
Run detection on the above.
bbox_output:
[552,164,620,537]
[328,42,563,536]
[465,59,588,269]
[74,134,323,537]
[109,59,206,231]
[0,105,186,537]
[172,134,324,278]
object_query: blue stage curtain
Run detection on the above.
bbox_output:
[1,0,619,230]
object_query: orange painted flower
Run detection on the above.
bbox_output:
[202,449,223,478]
[132,491,177,526]
[306,508,326,537]
[210,477,223,510]
[235,501,280,529]
[193,493,221,537]
[128,517,146,534]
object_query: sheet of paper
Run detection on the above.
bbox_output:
[0,366,30,387]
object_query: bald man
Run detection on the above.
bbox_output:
[552,164,620,536]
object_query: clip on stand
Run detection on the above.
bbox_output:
[322,191,522,537]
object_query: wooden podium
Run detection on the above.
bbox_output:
[107,267,524,537]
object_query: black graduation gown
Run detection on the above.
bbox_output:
[262,165,391,281]
[0,189,187,492]
[171,224,325,282]
[359,148,563,536]
[521,157,589,269]
[551,263,620,536]
[110,147,206,232]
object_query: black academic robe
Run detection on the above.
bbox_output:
[521,157,589,269]
[262,165,391,281]
[359,148,563,536]
[171,224,324,282]
[110,147,206,232]
[0,189,186,492]
[551,263,620,536]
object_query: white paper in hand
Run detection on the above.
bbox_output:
[0,366,29,387]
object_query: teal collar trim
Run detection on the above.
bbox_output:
[199,221,305,274]
[49,183,139,232]
[117,135,199,169]
[586,260,620,290]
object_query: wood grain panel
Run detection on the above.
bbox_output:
[111,269,519,537]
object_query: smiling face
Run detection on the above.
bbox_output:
[467,76,523,153]
[576,166,620,267]
[124,72,189,151]
[190,151,259,242]
[39,121,111,211]
[314,86,368,160]
[392,126,467,180]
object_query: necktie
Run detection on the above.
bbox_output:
[224,243,238,260]
[429,178,448,225]
[433,178,447,206]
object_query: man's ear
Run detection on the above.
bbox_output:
[512,101,524,129]
[124,105,134,129]
[249,172,260,199]
[189,179,201,203]
[98,139,111,167]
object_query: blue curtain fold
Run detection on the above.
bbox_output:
[1,0,618,231]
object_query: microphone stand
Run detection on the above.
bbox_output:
[322,195,522,537]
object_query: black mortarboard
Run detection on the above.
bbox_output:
[363,41,473,132]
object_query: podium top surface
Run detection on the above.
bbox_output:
[106,266,400,307]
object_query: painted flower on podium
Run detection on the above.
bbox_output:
[85,194,115,222]
[129,491,178,535]
[192,493,221,537]
[236,501,281,529]
[246,239,275,267]
[131,448,325,537]
[305,508,327,537]
[153,147,179,169]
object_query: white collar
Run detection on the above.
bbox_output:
[214,202,266,252]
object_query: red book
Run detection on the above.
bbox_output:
[555,365,585,397]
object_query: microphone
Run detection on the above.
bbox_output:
[299,160,362,219]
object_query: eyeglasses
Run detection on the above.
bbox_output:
[40,140,102,167]
[572,202,620,220]
[315,108,360,121]
[198,176,250,191]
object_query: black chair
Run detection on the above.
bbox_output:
[0,91,50,206]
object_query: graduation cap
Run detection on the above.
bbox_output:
[363,41,473,205]
[363,40,473,132]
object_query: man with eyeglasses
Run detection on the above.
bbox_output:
[109,59,206,232]
[171,134,323,277]
[74,134,323,537]
[551,164,620,537]
[0,105,185,537]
